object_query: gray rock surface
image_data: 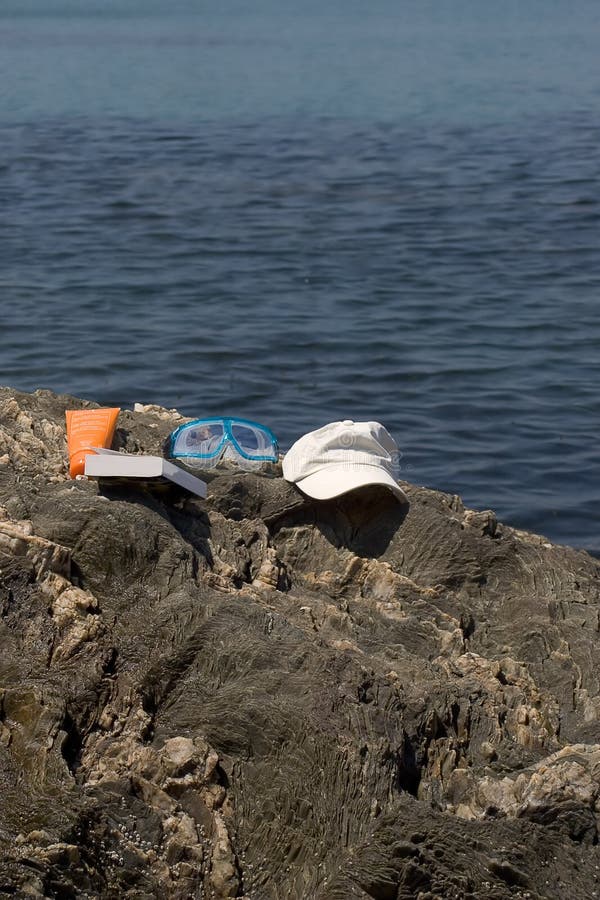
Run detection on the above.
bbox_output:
[1,386,600,899]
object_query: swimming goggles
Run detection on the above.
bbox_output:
[169,417,279,469]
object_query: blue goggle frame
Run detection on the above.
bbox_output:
[169,416,279,462]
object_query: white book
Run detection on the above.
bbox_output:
[84,448,207,498]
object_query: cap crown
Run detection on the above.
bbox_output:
[283,420,399,482]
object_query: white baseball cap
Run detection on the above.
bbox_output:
[282,420,408,502]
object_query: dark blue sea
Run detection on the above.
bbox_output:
[1,0,599,554]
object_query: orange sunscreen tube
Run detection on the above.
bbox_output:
[66,407,120,478]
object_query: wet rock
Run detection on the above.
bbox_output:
[1,386,600,898]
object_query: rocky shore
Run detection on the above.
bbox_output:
[1,387,599,899]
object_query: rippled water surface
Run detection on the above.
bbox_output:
[1,1,599,553]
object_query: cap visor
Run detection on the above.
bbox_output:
[295,465,408,503]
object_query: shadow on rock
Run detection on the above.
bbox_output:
[274,485,409,559]
[318,485,409,558]
[97,480,214,566]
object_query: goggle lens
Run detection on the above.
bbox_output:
[230,422,273,458]
[172,421,225,457]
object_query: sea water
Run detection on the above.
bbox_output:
[1,0,599,554]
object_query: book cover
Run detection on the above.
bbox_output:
[84,449,207,498]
